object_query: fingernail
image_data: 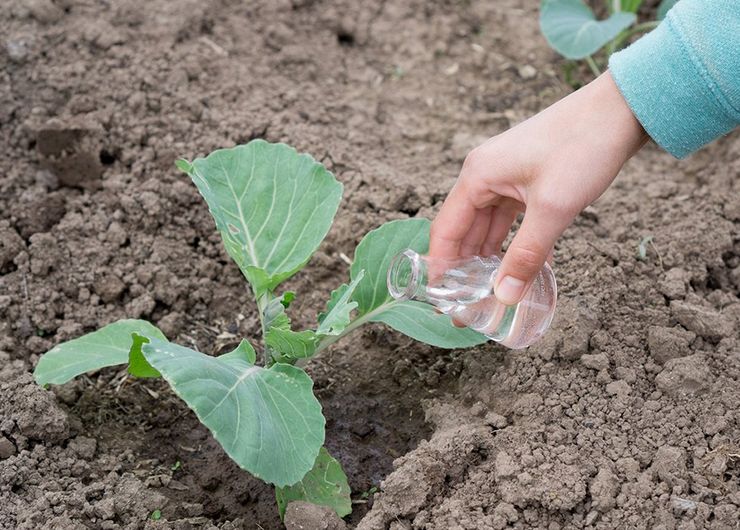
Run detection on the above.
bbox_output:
[495,275,525,305]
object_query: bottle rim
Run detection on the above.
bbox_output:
[387,249,420,301]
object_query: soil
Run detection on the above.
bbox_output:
[1,0,738,529]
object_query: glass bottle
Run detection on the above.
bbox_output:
[386,249,557,349]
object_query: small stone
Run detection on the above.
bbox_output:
[517,64,537,79]
[655,354,711,396]
[670,300,733,342]
[0,436,16,459]
[284,501,347,530]
[647,326,695,364]
[581,353,609,371]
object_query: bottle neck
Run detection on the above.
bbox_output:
[387,249,426,301]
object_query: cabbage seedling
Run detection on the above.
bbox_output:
[539,0,678,77]
[34,140,484,519]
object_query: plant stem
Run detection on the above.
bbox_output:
[315,301,399,353]
[255,292,272,366]
[585,56,602,77]
[608,21,660,55]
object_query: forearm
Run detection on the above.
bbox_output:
[608,0,740,158]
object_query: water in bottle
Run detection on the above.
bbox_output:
[386,249,556,349]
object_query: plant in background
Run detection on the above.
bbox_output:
[540,0,678,78]
[33,140,485,520]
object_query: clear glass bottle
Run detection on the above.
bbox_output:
[386,249,557,349]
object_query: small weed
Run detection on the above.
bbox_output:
[361,486,378,499]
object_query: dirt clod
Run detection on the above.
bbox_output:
[655,354,712,396]
[648,325,695,364]
[284,501,348,530]
[670,300,734,342]
[0,371,69,444]
[590,467,620,512]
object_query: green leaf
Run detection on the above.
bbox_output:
[128,333,161,378]
[317,270,365,335]
[265,328,319,360]
[219,339,257,364]
[619,0,642,13]
[351,219,427,315]
[263,294,293,331]
[540,0,636,59]
[275,447,352,520]
[180,140,343,293]
[281,291,296,308]
[657,0,677,20]
[34,319,166,386]
[175,158,193,174]
[351,219,486,349]
[141,339,324,487]
[370,300,487,349]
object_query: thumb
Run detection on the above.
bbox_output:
[494,203,570,305]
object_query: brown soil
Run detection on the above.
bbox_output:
[1,0,738,529]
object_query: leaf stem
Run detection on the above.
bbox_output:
[608,21,660,55]
[585,56,602,77]
[315,301,399,353]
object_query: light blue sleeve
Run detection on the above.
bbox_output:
[608,0,740,158]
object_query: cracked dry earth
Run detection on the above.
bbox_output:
[1,0,739,529]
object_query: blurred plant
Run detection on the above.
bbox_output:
[540,0,678,78]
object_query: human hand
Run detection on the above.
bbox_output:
[430,71,648,306]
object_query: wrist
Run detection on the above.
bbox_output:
[595,70,649,159]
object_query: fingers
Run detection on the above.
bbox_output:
[480,201,520,256]
[494,200,572,305]
[459,206,493,257]
[429,182,478,260]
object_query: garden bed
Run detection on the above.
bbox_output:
[1,0,738,528]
